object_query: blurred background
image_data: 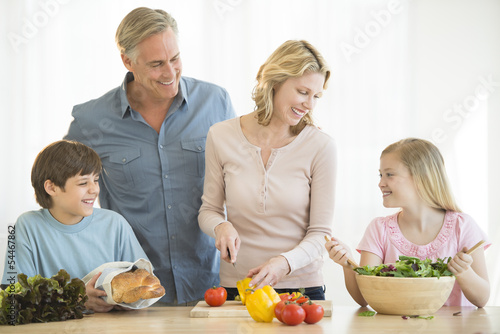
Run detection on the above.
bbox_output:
[1,0,499,305]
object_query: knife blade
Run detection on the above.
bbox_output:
[227,248,236,267]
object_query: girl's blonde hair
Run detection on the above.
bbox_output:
[382,138,461,212]
[252,40,330,135]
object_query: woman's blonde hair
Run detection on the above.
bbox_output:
[252,40,330,135]
[382,138,460,212]
[115,7,178,62]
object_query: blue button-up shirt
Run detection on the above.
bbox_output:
[65,72,236,303]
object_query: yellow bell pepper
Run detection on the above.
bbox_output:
[236,278,252,305]
[245,285,281,323]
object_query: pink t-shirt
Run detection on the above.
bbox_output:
[357,211,490,306]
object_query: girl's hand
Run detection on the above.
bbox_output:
[214,221,240,264]
[246,255,290,290]
[447,247,474,276]
[325,237,353,269]
[85,272,115,313]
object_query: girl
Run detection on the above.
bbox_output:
[326,138,490,307]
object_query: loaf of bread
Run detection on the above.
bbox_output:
[111,268,165,304]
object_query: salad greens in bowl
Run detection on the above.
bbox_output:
[354,255,453,278]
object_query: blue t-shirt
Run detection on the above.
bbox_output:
[64,73,236,303]
[2,208,148,284]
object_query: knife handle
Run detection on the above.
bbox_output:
[227,248,236,267]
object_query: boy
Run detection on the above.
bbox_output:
[1,140,149,312]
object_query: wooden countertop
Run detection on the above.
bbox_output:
[2,305,499,333]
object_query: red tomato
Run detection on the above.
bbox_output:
[204,286,227,307]
[281,303,306,326]
[302,301,324,324]
[274,300,286,323]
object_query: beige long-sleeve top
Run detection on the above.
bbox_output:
[198,117,337,288]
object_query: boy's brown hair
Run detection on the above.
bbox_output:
[31,140,102,208]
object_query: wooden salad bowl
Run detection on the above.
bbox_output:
[356,275,456,315]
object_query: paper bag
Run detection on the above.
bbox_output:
[82,258,164,309]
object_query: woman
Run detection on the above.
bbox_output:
[198,40,336,300]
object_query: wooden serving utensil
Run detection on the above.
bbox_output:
[465,240,485,255]
[324,235,360,268]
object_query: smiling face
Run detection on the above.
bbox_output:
[271,72,325,128]
[122,27,182,103]
[46,173,100,225]
[378,152,421,209]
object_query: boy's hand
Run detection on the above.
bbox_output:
[113,305,136,311]
[325,237,353,269]
[447,247,474,276]
[84,272,115,313]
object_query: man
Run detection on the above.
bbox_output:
[65,7,236,305]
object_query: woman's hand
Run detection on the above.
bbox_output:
[214,221,240,264]
[448,247,474,276]
[247,255,290,290]
[325,237,353,269]
[84,272,115,313]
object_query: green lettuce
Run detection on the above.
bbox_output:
[0,269,88,325]
[354,255,453,278]
[358,311,376,317]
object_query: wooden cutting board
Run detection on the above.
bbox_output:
[190,300,332,318]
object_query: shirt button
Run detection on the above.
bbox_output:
[164,175,168,179]
[160,144,164,149]
[122,158,127,163]
[197,146,202,151]
[167,205,172,209]
[171,235,176,240]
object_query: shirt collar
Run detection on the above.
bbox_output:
[168,76,188,114]
[119,72,188,118]
[119,72,134,118]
